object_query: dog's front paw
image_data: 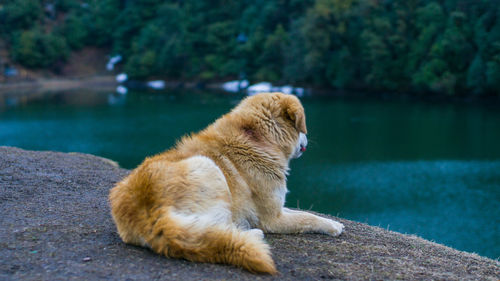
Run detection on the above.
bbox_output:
[247,228,265,239]
[322,219,344,236]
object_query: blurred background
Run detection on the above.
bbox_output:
[0,0,499,259]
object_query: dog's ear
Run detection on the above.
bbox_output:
[284,100,307,134]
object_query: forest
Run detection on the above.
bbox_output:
[1,0,499,96]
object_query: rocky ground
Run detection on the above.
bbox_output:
[0,146,498,280]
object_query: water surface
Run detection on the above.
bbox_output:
[1,89,499,259]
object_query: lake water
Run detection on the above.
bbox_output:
[1,89,499,259]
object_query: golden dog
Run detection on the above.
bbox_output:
[109,92,344,274]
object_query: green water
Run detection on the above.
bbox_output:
[1,89,499,259]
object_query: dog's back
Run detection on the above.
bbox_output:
[109,145,277,274]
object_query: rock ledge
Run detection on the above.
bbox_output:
[0,146,498,280]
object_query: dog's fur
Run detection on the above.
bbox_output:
[109,92,344,274]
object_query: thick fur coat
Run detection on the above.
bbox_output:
[109,92,344,274]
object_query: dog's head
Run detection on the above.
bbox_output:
[233,92,308,160]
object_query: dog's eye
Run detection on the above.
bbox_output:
[283,110,293,121]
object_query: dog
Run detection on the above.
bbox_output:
[109,92,344,274]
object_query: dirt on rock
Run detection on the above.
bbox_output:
[0,146,498,280]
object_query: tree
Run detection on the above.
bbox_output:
[466,55,486,95]
[255,24,289,81]
[1,0,42,31]
[12,29,69,68]
[57,12,89,50]
[299,0,358,87]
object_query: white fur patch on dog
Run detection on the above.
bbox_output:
[170,204,232,230]
[170,155,233,230]
[274,186,288,207]
[292,132,308,159]
[185,155,228,188]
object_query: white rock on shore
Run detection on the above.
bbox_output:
[116,73,128,83]
[107,55,122,71]
[246,82,305,97]
[116,85,128,95]
[247,82,272,95]
[147,80,166,89]
[222,80,249,93]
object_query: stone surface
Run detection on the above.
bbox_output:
[0,146,498,280]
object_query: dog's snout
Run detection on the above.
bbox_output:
[300,133,308,146]
[298,133,308,153]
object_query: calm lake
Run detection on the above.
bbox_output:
[1,89,499,259]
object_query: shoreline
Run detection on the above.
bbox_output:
[1,76,499,107]
[0,76,118,94]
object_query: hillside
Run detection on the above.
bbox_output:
[1,1,500,96]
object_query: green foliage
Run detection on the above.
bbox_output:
[2,0,499,96]
[486,60,500,91]
[11,29,69,68]
[1,0,42,30]
[55,0,79,12]
[124,22,164,78]
[295,0,359,87]
[125,50,157,79]
[255,24,289,81]
[84,0,120,47]
[467,55,486,95]
[56,12,89,49]
[413,10,474,95]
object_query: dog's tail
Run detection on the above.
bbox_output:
[145,217,277,274]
